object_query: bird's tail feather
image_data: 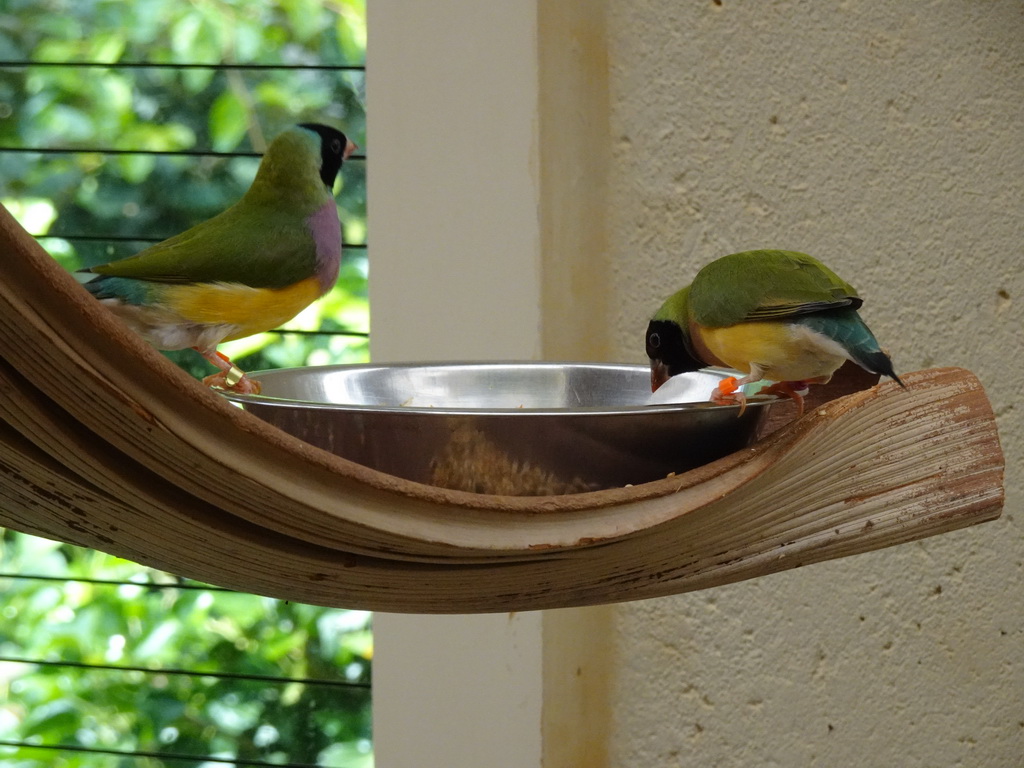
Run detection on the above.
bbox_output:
[798,310,905,387]
[854,348,905,388]
[78,274,152,305]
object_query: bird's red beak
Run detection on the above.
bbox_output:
[650,359,670,392]
[343,139,358,161]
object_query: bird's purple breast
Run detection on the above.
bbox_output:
[306,201,342,294]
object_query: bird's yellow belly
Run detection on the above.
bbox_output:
[161,277,323,341]
[700,321,848,382]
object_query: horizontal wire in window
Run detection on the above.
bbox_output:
[0,740,329,768]
[34,236,368,252]
[0,146,367,160]
[0,571,233,590]
[0,60,363,71]
[35,235,367,247]
[265,328,369,338]
[0,656,371,690]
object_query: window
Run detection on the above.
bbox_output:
[0,534,373,767]
[0,1,372,765]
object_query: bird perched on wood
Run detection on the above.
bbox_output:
[645,249,903,416]
[80,123,356,394]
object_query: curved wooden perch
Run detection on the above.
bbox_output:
[0,205,1005,612]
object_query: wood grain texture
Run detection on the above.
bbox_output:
[0,204,1005,612]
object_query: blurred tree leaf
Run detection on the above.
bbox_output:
[209,89,250,151]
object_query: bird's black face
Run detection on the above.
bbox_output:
[646,318,702,392]
[298,123,354,188]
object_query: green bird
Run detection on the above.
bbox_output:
[645,249,904,415]
[81,123,357,394]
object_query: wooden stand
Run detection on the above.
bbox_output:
[0,205,1005,612]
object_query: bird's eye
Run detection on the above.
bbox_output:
[331,139,343,154]
[648,332,660,349]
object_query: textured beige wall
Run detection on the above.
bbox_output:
[603,2,1023,765]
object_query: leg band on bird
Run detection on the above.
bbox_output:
[224,365,245,388]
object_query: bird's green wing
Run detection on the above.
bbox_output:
[689,250,862,327]
[87,203,321,290]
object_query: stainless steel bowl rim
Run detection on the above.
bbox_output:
[222,361,775,416]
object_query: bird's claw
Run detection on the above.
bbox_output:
[758,381,808,418]
[710,376,748,417]
[203,368,262,395]
[195,349,261,394]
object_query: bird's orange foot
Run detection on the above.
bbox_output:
[202,367,262,395]
[710,376,748,416]
[194,347,261,394]
[758,381,810,418]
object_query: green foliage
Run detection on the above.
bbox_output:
[0,532,373,767]
[0,0,371,764]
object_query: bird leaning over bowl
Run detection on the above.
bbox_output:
[645,249,904,416]
[78,123,357,395]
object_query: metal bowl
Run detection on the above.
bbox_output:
[223,362,773,495]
